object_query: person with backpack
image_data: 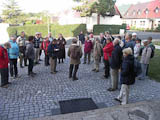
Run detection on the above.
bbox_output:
[114,48,135,105]
[138,40,152,80]
[48,39,59,74]
[146,37,155,75]
[17,31,27,68]
[25,36,36,77]
[0,42,11,87]
[41,37,50,66]
[68,39,83,81]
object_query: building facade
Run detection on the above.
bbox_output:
[123,0,160,29]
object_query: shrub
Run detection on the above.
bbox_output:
[7,24,87,37]
[93,24,126,35]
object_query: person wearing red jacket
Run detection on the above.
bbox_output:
[84,36,93,64]
[41,37,50,66]
[0,42,11,87]
[103,38,114,78]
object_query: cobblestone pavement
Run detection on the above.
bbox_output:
[0,47,160,120]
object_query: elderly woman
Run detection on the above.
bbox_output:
[0,42,11,87]
[115,48,135,105]
[92,38,103,72]
[103,38,114,78]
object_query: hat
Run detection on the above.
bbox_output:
[132,33,137,36]
[35,32,40,35]
[143,40,148,43]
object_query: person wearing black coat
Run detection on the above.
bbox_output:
[115,48,135,105]
[108,38,122,92]
[48,39,59,74]
[78,31,85,44]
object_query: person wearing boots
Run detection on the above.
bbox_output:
[48,39,59,74]
[25,36,36,77]
[68,39,83,81]
[0,42,11,87]
[17,31,27,68]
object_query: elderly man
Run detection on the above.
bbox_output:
[33,32,41,64]
[138,40,152,80]
[108,38,122,91]
[123,33,135,51]
[8,35,19,79]
[17,31,27,68]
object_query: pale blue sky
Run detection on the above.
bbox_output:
[0,0,152,14]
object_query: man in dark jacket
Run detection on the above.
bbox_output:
[78,31,85,44]
[108,38,122,91]
[115,48,135,105]
[26,36,36,77]
[123,33,135,51]
[48,39,59,74]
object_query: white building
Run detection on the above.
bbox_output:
[58,6,122,31]
[123,0,160,29]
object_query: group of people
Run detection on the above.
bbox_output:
[76,31,155,105]
[0,30,155,105]
[0,32,66,86]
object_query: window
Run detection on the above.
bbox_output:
[138,9,141,15]
[158,21,160,25]
[145,8,149,14]
[140,21,145,26]
[155,7,159,13]
[133,10,136,15]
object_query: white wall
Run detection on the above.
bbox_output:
[123,18,160,29]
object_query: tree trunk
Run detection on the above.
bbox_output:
[97,14,100,25]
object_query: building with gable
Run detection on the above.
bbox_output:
[123,0,160,29]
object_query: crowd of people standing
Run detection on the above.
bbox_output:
[0,30,156,105]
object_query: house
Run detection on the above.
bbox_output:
[58,5,122,31]
[123,0,160,29]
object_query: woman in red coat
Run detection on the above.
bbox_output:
[0,42,11,87]
[41,37,50,66]
[103,38,114,78]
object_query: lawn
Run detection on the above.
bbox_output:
[153,41,160,46]
[149,49,160,82]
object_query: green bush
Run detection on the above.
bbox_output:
[156,25,160,31]
[7,24,87,38]
[93,24,126,35]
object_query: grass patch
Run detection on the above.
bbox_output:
[153,41,160,46]
[149,49,160,82]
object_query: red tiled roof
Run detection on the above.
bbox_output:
[124,0,160,19]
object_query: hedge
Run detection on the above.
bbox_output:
[93,24,126,35]
[7,24,87,38]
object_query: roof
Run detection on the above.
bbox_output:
[124,0,160,19]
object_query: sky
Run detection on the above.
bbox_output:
[0,0,152,14]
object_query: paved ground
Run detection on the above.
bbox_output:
[0,47,160,120]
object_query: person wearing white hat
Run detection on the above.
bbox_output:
[138,40,152,80]
[132,33,137,40]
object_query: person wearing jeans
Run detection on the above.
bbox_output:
[138,40,152,80]
[26,36,36,77]
[8,35,19,78]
